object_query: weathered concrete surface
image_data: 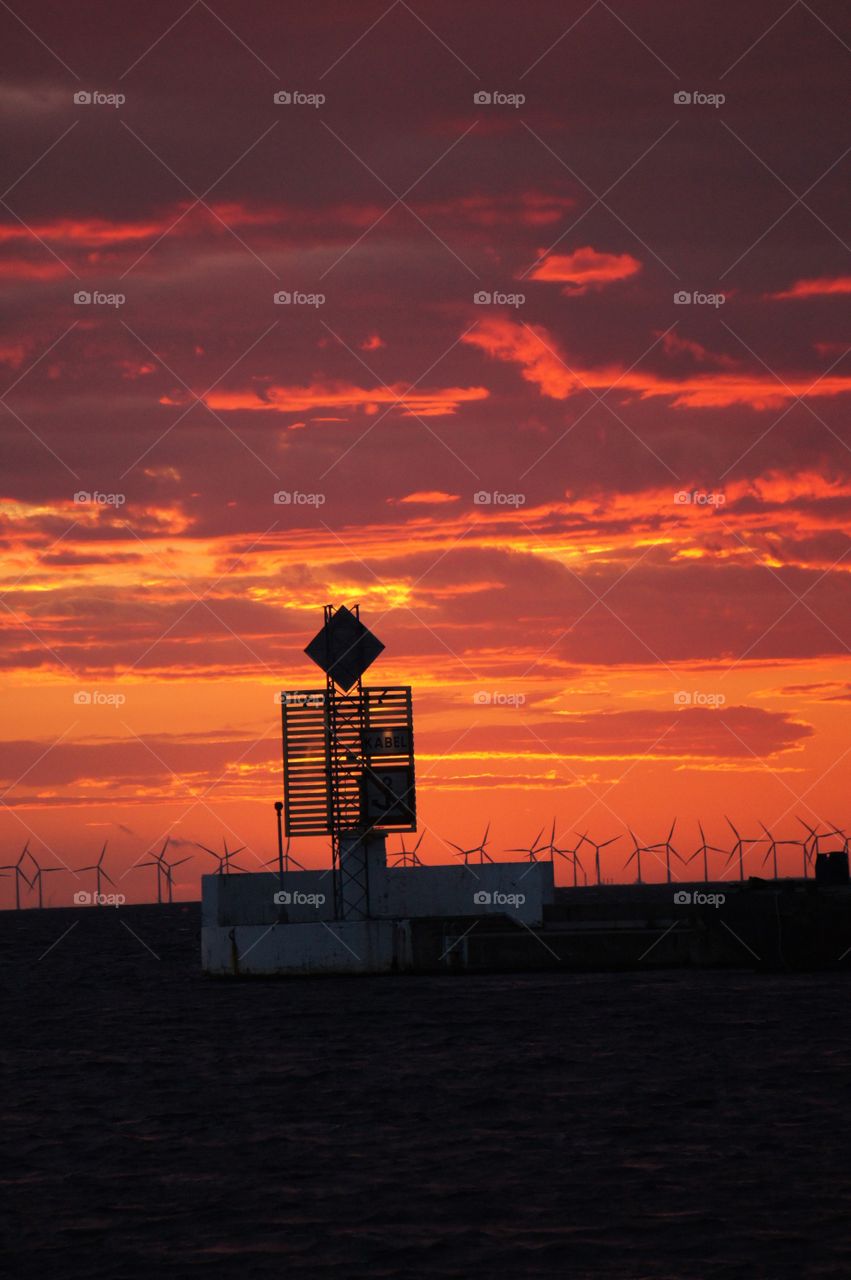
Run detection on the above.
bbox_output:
[202,857,554,933]
[377,861,554,926]
[201,858,556,974]
[203,872,335,927]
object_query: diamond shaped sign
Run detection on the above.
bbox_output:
[304,606,384,691]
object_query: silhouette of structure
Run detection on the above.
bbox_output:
[141,839,193,904]
[197,839,249,875]
[508,824,551,863]
[624,828,653,884]
[24,851,64,908]
[0,843,31,909]
[390,832,425,867]
[449,824,493,865]
[758,821,797,880]
[139,838,171,904]
[74,843,116,903]
[264,836,307,874]
[577,832,620,885]
[723,817,761,882]
[282,605,416,919]
[647,820,685,884]
[687,821,725,883]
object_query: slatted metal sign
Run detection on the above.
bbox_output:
[281,686,415,835]
[281,691,332,835]
[362,687,415,829]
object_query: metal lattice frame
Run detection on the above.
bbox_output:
[281,605,417,919]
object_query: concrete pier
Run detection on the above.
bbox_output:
[201,835,556,975]
[202,857,851,976]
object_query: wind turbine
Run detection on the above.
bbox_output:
[508,824,550,863]
[577,832,620,885]
[196,839,249,875]
[647,819,685,884]
[75,843,115,903]
[449,823,493,866]
[566,831,589,886]
[687,821,725,883]
[24,850,65,908]
[0,842,31,909]
[758,821,791,880]
[789,818,817,878]
[158,850,193,903]
[799,818,845,856]
[548,830,580,882]
[264,835,307,874]
[826,822,849,853]
[390,832,424,867]
[139,838,171,904]
[723,816,760,882]
[624,829,652,884]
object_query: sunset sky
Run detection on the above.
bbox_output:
[2,0,850,901]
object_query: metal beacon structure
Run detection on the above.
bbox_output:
[282,604,416,920]
[201,604,553,976]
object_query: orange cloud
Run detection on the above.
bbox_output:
[393,491,461,505]
[770,276,851,300]
[464,317,851,409]
[200,382,489,417]
[528,246,641,294]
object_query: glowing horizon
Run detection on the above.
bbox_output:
[2,0,849,902]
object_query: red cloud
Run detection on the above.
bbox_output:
[393,491,461,505]
[770,276,851,300]
[420,191,576,228]
[199,381,489,417]
[463,317,851,409]
[528,246,641,294]
[0,259,67,280]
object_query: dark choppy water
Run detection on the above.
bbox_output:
[2,904,850,1278]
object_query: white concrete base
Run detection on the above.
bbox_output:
[200,856,556,976]
[202,918,413,976]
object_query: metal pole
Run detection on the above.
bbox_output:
[275,801,285,881]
